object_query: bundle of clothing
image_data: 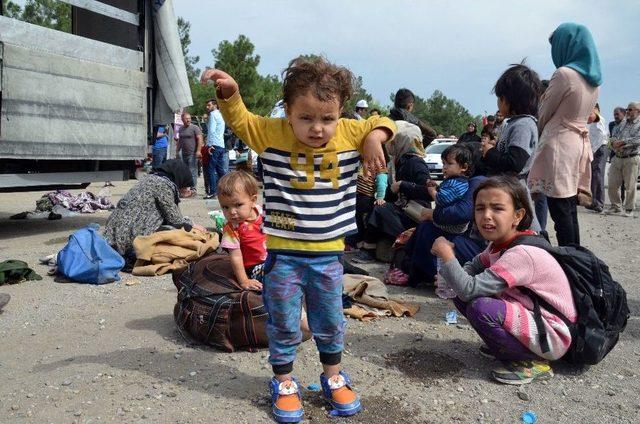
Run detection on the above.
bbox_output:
[131,228,220,276]
[40,190,114,213]
[342,274,420,321]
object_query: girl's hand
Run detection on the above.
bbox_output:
[427,186,437,199]
[374,198,386,206]
[362,129,389,177]
[200,69,238,100]
[390,181,402,193]
[240,279,263,291]
[431,236,455,261]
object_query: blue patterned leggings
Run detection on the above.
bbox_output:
[262,253,345,373]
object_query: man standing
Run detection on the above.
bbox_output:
[609,106,627,201]
[151,124,169,169]
[609,106,626,135]
[606,102,640,216]
[204,99,227,199]
[458,122,481,143]
[177,112,203,196]
[389,88,437,147]
[353,100,368,120]
[494,110,506,140]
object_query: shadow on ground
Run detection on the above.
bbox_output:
[0,213,110,241]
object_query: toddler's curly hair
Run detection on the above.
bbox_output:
[282,56,353,107]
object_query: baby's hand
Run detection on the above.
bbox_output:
[200,69,238,100]
[427,186,437,198]
[425,180,438,188]
[239,279,263,291]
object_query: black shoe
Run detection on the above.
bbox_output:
[340,257,369,275]
[204,194,217,200]
[350,249,376,264]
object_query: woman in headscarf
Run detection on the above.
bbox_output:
[103,159,202,259]
[353,121,433,263]
[527,23,602,246]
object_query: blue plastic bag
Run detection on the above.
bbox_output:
[57,224,124,284]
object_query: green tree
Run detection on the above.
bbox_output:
[212,35,281,116]
[392,89,479,136]
[3,0,22,18]
[11,0,71,32]
[177,17,200,82]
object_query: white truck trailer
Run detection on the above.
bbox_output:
[0,0,192,191]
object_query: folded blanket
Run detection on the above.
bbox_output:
[132,229,219,276]
[343,274,420,320]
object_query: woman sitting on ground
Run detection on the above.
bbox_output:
[402,145,487,286]
[431,176,576,385]
[355,121,432,262]
[103,159,206,265]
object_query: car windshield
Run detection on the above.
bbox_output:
[425,143,453,154]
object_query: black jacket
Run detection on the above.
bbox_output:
[389,108,437,147]
[388,154,433,204]
[458,131,481,144]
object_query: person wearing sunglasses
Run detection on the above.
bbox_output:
[606,102,640,217]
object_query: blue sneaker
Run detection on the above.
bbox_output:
[319,370,362,417]
[268,377,303,423]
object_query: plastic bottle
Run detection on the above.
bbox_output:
[435,257,457,299]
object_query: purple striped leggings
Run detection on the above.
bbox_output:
[454,297,540,361]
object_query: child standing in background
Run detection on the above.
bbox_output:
[481,63,543,231]
[346,160,389,250]
[201,57,396,423]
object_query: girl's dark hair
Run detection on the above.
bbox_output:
[493,63,542,117]
[473,176,533,231]
[282,56,353,107]
[394,88,415,109]
[441,144,474,176]
[481,127,497,139]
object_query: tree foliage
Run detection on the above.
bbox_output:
[211,35,281,116]
[393,89,480,136]
[3,1,22,18]
[3,0,71,32]
[177,17,200,83]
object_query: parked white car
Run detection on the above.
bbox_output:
[424,140,456,179]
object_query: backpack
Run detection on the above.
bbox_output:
[57,224,124,284]
[507,235,630,365]
[172,253,270,352]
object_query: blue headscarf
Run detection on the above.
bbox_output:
[550,23,602,87]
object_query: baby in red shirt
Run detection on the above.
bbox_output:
[218,171,267,291]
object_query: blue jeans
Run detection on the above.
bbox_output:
[206,146,228,195]
[152,148,167,169]
[181,154,197,189]
[534,194,548,232]
[262,253,345,369]
[402,221,485,286]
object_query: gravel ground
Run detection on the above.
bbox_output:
[0,179,639,423]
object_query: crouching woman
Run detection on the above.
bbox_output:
[103,159,205,268]
[431,176,576,385]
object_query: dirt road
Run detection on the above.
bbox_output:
[1,180,639,423]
